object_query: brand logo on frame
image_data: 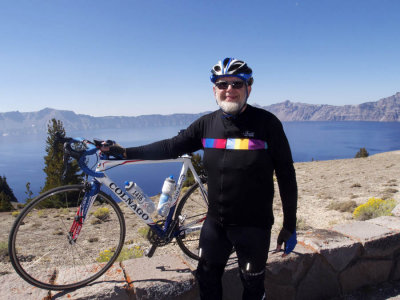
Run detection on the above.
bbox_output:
[109,182,149,221]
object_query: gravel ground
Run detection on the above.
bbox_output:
[271,150,400,236]
[1,150,399,297]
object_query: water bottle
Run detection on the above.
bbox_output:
[124,181,155,214]
[157,176,176,217]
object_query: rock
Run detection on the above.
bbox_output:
[332,221,400,258]
[367,216,400,231]
[298,228,362,272]
[122,253,197,300]
[339,259,393,293]
[0,264,129,300]
[265,243,315,286]
[296,256,341,300]
[391,204,400,217]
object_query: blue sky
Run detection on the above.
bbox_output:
[1,0,399,116]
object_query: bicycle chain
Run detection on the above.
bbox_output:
[147,218,181,247]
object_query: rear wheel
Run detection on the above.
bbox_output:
[175,182,208,260]
[9,184,126,290]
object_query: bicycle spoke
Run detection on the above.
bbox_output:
[9,185,125,290]
[176,183,208,260]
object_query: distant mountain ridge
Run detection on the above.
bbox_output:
[262,92,400,122]
[0,109,207,136]
[1,92,399,136]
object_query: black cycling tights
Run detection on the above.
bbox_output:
[196,216,271,300]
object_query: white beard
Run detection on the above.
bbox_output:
[216,98,245,115]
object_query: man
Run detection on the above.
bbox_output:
[106,58,297,300]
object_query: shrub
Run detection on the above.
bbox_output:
[355,148,369,158]
[182,153,206,187]
[384,188,398,194]
[93,207,110,221]
[138,226,150,239]
[11,211,20,218]
[90,218,102,225]
[59,207,70,215]
[52,229,63,235]
[353,197,397,220]
[124,239,135,245]
[32,222,42,228]
[180,186,189,196]
[37,209,47,218]
[96,246,143,262]
[0,241,8,262]
[327,200,358,213]
[296,217,312,231]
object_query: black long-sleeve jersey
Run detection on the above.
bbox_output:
[125,105,297,231]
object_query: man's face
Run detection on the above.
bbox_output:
[213,77,251,114]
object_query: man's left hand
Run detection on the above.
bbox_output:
[275,228,297,257]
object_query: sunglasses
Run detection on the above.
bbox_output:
[215,81,245,90]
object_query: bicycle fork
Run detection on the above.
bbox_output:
[68,181,100,243]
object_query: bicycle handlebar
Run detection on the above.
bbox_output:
[57,134,105,178]
[78,147,105,178]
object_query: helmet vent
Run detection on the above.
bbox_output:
[210,57,253,84]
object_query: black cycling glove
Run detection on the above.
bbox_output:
[277,228,297,255]
[101,140,126,159]
[109,144,126,158]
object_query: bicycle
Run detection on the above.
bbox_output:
[8,136,208,290]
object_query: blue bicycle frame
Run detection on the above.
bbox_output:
[68,138,207,246]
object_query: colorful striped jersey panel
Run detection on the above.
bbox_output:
[202,138,268,150]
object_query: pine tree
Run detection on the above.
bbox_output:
[183,153,206,187]
[0,191,13,212]
[355,147,369,158]
[25,182,34,204]
[0,175,18,203]
[40,119,83,207]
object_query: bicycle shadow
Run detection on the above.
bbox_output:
[49,280,127,299]
[49,264,194,299]
[48,255,246,299]
[155,265,191,273]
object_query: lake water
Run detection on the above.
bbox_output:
[1,122,400,202]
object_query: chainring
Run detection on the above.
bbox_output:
[147,220,169,247]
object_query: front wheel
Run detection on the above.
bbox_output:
[175,182,208,260]
[8,184,126,290]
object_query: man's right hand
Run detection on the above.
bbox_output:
[100,140,127,159]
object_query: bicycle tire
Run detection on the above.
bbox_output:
[8,184,126,290]
[175,182,208,260]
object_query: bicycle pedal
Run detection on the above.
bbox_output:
[145,244,157,258]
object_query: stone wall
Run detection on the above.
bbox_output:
[263,216,400,300]
[3,215,400,299]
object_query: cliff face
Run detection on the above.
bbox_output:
[0,109,206,136]
[1,93,399,136]
[263,92,400,122]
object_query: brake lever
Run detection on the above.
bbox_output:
[62,151,70,182]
